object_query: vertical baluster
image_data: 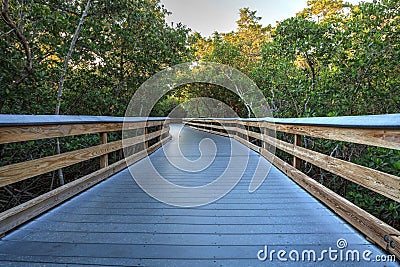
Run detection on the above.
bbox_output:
[145,124,149,149]
[99,132,108,168]
[293,134,302,169]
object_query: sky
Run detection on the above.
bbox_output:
[160,0,373,37]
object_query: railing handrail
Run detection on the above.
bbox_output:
[187,113,400,128]
[0,114,169,126]
[184,116,400,260]
[0,116,171,236]
[0,114,399,259]
[188,114,400,151]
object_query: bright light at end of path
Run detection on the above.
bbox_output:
[122,62,276,207]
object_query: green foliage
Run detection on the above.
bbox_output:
[253,0,399,117]
[245,1,399,229]
[354,147,400,177]
[150,96,181,117]
[192,8,270,75]
[354,146,398,228]
[347,183,400,228]
[0,0,191,211]
[1,0,191,115]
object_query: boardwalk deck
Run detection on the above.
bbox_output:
[0,125,397,266]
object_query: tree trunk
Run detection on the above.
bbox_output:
[54,0,91,186]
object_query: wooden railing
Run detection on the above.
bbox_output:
[0,114,399,258]
[184,114,400,259]
[0,115,171,235]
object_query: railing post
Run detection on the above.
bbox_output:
[164,120,170,139]
[235,119,240,140]
[261,126,267,150]
[293,134,302,169]
[158,124,162,141]
[246,123,250,142]
[145,125,149,149]
[99,132,108,168]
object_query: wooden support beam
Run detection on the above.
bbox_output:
[230,127,400,203]
[0,129,167,187]
[0,121,164,145]
[145,126,149,149]
[258,122,400,151]
[187,124,229,138]
[220,126,400,202]
[262,134,400,203]
[183,118,400,259]
[0,133,172,236]
[293,134,302,169]
[261,127,266,150]
[259,147,400,260]
[99,132,108,168]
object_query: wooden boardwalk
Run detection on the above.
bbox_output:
[0,125,396,266]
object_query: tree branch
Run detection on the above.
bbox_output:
[0,28,13,37]
[1,0,34,89]
[54,0,91,186]
[55,0,91,115]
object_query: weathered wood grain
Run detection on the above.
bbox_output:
[259,147,400,260]
[99,132,108,168]
[186,124,229,137]
[293,134,302,169]
[0,134,171,235]
[198,121,400,202]
[186,122,225,130]
[190,120,400,259]
[0,129,167,187]
[0,120,164,145]
[261,134,400,203]
[258,122,400,150]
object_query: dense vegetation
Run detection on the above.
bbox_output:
[1,0,399,227]
[0,0,191,115]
